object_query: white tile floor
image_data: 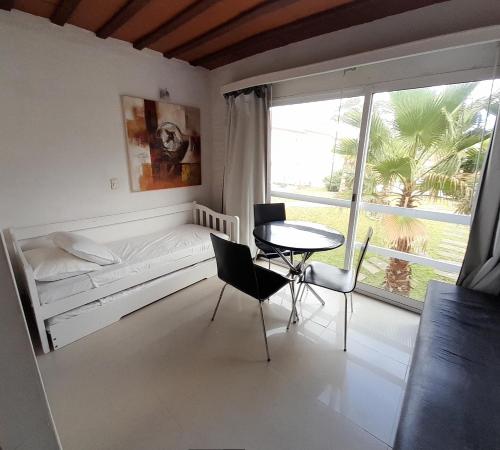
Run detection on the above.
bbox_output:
[37,274,420,450]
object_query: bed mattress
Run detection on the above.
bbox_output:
[37,224,226,305]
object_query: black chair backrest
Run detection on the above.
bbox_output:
[254,203,286,227]
[210,234,260,299]
[354,227,373,285]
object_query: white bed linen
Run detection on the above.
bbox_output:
[37,224,226,305]
[37,274,94,304]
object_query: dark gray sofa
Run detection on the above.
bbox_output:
[394,281,500,450]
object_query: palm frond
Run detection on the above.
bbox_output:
[382,215,427,253]
[419,172,471,197]
[391,89,448,151]
[440,83,477,114]
[337,137,358,157]
[461,144,488,173]
[372,155,413,186]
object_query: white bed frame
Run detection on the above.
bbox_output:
[10,202,239,353]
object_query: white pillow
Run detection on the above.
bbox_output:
[24,247,102,282]
[50,231,121,265]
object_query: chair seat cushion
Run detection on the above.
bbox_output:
[302,261,355,293]
[254,265,290,300]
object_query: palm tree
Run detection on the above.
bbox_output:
[335,83,495,295]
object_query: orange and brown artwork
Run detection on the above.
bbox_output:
[122,96,201,191]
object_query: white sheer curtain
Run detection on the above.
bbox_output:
[457,52,500,295]
[458,110,500,294]
[222,85,270,253]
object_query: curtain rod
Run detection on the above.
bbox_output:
[220,25,500,95]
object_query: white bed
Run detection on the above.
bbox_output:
[10,202,239,353]
[38,224,224,305]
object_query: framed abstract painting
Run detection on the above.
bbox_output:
[121,96,201,191]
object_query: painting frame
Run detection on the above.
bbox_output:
[121,95,201,192]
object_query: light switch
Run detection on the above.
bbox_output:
[110,178,119,190]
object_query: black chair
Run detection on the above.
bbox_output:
[254,203,295,268]
[298,227,373,351]
[210,234,291,361]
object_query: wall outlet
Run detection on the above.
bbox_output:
[110,178,119,190]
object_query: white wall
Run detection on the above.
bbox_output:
[0,10,211,231]
[0,234,61,450]
[0,12,211,449]
[208,0,500,209]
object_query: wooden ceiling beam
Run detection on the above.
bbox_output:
[0,0,14,11]
[96,0,151,39]
[191,0,451,69]
[164,0,301,59]
[50,0,82,26]
[133,0,221,51]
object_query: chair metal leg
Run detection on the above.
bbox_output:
[293,283,299,322]
[268,258,271,270]
[350,292,354,313]
[211,283,227,321]
[343,292,348,351]
[300,285,307,302]
[297,282,306,303]
[306,284,326,306]
[286,281,299,330]
[259,302,271,362]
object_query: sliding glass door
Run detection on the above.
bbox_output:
[270,78,499,310]
[270,95,364,268]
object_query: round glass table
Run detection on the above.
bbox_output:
[253,220,345,328]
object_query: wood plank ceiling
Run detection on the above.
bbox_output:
[1,0,450,69]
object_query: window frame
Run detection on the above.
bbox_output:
[269,65,498,311]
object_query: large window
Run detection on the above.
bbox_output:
[271,79,499,308]
[271,97,363,265]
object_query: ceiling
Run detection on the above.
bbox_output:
[2,0,450,69]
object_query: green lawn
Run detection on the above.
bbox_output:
[273,197,468,301]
